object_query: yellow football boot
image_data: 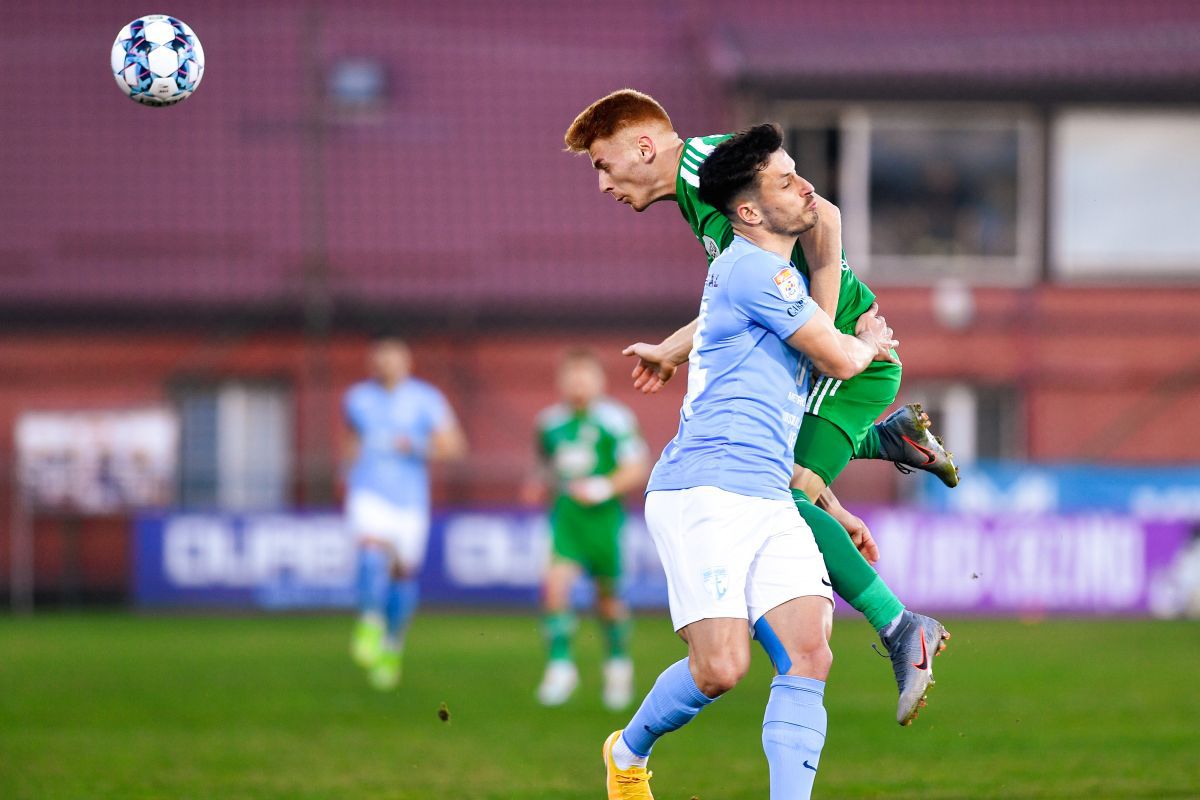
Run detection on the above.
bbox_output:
[603,730,653,799]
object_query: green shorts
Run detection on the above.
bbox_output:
[550,497,624,579]
[793,356,902,486]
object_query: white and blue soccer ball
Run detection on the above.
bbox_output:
[110,15,204,107]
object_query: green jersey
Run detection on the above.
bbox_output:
[676,134,875,333]
[536,398,646,509]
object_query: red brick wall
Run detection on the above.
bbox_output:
[3,285,1200,597]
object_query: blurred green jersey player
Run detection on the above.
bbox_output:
[525,348,649,710]
[565,91,952,725]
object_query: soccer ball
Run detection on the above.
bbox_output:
[110,15,205,107]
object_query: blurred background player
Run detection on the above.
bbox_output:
[522,348,649,710]
[344,337,466,690]
[565,91,953,724]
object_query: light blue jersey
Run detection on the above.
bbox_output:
[648,236,818,500]
[344,377,451,510]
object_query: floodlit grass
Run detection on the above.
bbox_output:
[2,613,1197,799]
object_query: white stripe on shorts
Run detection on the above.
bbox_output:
[812,379,843,415]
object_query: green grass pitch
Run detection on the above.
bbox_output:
[2,612,1197,799]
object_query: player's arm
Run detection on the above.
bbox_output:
[797,194,843,320]
[338,396,362,499]
[605,424,650,496]
[786,302,898,381]
[815,487,879,564]
[426,413,467,462]
[622,317,697,394]
[520,429,554,506]
[575,458,647,504]
[568,414,650,505]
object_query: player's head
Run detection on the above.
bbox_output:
[557,348,606,408]
[369,336,411,385]
[698,123,818,238]
[565,89,680,212]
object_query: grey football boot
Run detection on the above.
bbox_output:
[875,403,960,488]
[879,611,951,726]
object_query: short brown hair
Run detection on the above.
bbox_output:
[560,346,603,368]
[563,89,673,153]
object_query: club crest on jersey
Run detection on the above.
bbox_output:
[703,566,729,601]
[703,235,721,260]
[773,267,803,301]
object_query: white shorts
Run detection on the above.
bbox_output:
[645,486,833,631]
[345,489,430,568]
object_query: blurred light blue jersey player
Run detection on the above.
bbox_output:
[344,338,464,691]
[345,378,450,514]
[648,234,815,500]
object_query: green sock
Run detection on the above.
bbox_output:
[543,611,575,662]
[792,490,904,631]
[601,617,631,659]
[852,425,882,461]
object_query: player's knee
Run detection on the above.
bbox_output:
[596,594,624,620]
[694,652,750,697]
[785,641,833,681]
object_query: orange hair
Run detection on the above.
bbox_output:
[563,89,673,153]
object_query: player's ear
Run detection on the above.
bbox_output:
[636,134,656,162]
[736,199,760,227]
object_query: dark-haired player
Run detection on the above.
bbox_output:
[600,125,905,798]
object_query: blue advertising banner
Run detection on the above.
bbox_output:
[134,509,668,610]
[134,505,1197,616]
[918,461,1200,520]
[134,511,358,609]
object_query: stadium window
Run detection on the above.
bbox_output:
[770,103,1042,285]
[328,57,389,107]
[1052,109,1200,280]
[900,382,1024,465]
[174,382,294,511]
[786,124,842,207]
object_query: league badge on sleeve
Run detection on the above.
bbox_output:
[773,267,803,302]
[703,235,722,260]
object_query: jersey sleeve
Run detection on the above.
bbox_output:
[342,387,364,433]
[423,386,453,431]
[606,404,649,466]
[730,256,818,341]
[534,416,552,460]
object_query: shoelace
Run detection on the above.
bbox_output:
[614,768,653,798]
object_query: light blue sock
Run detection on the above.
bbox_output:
[621,658,713,758]
[385,578,419,645]
[356,548,389,617]
[762,675,827,800]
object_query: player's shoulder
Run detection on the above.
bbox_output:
[716,237,788,275]
[345,380,377,402]
[679,134,733,189]
[685,133,733,158]
[590,397,638,432]
[536,402,572,431]
[405,377,446,401]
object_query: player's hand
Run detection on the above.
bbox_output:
[831,506,879,564]
[622,342,680,394]
[566,476,614,506]
[854,303,900,364]
[518,479,546,507]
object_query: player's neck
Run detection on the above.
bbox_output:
[734,226,797,262]
[648,137,685,206]
[377,376,408,390]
